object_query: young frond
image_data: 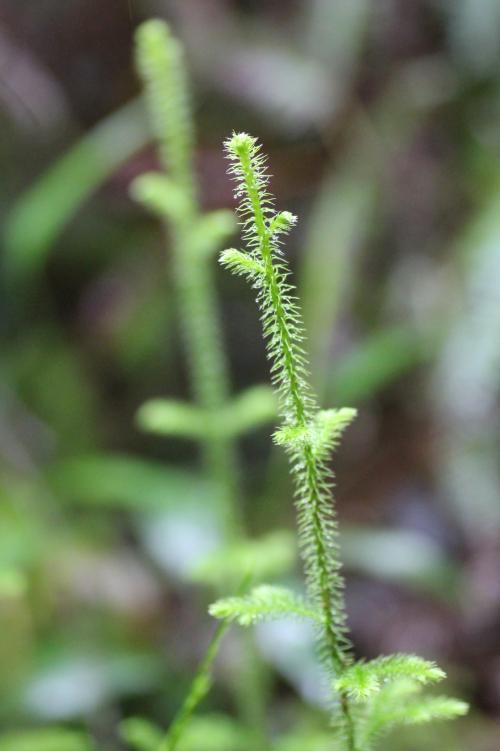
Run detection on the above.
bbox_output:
[335,654,445,701]
[209,584,322,626]
[135,19,194,194]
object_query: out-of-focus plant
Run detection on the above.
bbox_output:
[211,132,468,751]
[131,18,276,538]
[127,19,291,751]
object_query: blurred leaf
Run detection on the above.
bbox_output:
[131,172,189,220]
[192,210,237,260]
[49,454,211,511]
[341,526,455,593]
[6,331,98,452]
[175,713,251,751]
[192,531,296,587]
[275,732,337,751]
[432,183,500,534]
[0,568,28,599]
[301,167,374,397]
[120,717,162,751]
[0,490,44,570]
[222,385,277,438]
[137,385,277,441]
[24,653,161,720]
[0,729,95,751]
[137,400,207,440]
[329,325,433,405]
[4,99,147,282]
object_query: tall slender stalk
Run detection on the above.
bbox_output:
[220,132,358,747]
[218,133,468,750]
[134,20,240,539]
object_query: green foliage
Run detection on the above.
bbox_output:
[219,131,468,751]
[209,584,322,626]
[355,677,468,749]
[0,729,94,751]
[221,131,354,678]
[335,655,445,701]
[121,717,162,751]
[274,407,356,461]
[137,385,276,441]
[172,714,251,751]
[133,18,244,541]
[4,99,147,282]
[191,531,296,587]
[49,453,213,511]
[122,714,251,751]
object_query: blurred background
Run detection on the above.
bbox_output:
[1,0,500,749]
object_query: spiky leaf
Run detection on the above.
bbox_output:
[209,584,322,626]
[219,248,265,278]
[335,654,446,701]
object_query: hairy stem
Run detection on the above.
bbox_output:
[223,133,357,750]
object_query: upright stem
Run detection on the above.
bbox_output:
[173,214,242,540]
[226,134,358,750]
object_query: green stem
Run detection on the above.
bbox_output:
[230,135,357,750]
[159,619,229,751]
[173,219,242,540]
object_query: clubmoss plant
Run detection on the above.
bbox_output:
[209,132,469,750]
[132,20,276,538]
[130,20,285,751]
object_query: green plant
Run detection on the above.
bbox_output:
[129,19,288,751]
[131,18,279,538]
[209,132,469,750]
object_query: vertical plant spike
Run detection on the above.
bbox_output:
[219,132,467,750]
[134,20,240,538]
[220,131,357,745]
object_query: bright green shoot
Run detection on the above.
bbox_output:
[210,132,468,751]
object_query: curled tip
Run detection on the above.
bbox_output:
[225,131,257,158]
